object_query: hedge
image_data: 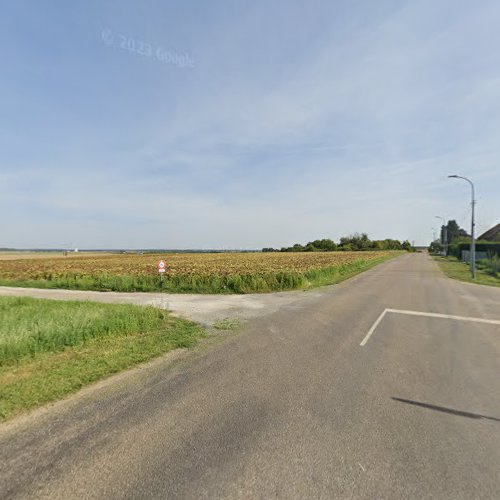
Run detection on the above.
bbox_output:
[448,241,500,259]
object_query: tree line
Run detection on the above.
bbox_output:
[263,233,414,253]
[429,220,469,253]
[440,220,469,244]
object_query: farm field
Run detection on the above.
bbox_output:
[0,251,400,293]
[0,252,114,260]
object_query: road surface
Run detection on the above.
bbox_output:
[1,253,499,499]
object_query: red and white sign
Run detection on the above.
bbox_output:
[158,260,166,273]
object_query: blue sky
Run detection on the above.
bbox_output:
[1,0,499,249]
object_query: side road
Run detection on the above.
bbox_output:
[0,273,370,325]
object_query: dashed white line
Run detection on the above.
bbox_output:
[360,308,500,346]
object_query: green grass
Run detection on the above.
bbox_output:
[0,253,400,294]
[434,256,500,287]
[212,318,241,331]
[478,255,500,277]
[302,254,397,288]
[0,297,204,421]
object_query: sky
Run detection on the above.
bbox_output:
[1,0,499,249]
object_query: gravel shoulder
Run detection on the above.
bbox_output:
[0,284,328,325]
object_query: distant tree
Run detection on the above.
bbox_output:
[401,240,414,251]
[441,220,469,245]
[339,236,350,247]
[386,239,403,250]
[359,233,371,250]
[304,238,337,251]
[439,225,446,245]
[275,234,410,252]
[319,238,337,251]
[339,233,375,250]
[429,240,442,254]
[445,220,469,244]
[445,220,458,243]
[304,243,319,252]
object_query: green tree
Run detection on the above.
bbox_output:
[429,241,442,254]
[339,233,371,250]
[401,240,414,251]
[445,220,464,244]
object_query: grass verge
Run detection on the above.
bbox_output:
[433,256,500,287]
[302,253,397,288]
[0,297,204,421]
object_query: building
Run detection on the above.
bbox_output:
[478,223,500,242]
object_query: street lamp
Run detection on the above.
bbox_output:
[448,175,476,279]
[435,216,447,256]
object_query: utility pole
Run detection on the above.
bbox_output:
[448,175,476,279]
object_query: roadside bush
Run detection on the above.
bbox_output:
[477,255,500,277]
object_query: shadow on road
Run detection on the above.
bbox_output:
[391,397,500,422]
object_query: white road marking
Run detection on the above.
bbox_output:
[360,308,500,346]
[385,308,500,325]
[360,309,389,346]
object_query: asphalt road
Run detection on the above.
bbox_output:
[1,253,499,499]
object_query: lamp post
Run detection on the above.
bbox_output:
[448,175,476,279]
[435,216,447,256]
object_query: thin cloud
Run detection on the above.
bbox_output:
[1,0,499,247]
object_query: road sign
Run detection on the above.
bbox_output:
[158,260,166,273]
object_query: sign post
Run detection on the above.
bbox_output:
[158,260,166,289]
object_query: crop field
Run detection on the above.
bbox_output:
[0,251,399,293]
[0,251,113,260]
